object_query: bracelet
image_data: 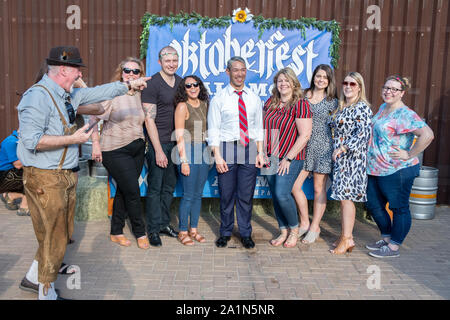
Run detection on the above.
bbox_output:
[285,157,292,163]
[180,158,189,164]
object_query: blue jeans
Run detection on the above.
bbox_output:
[366,164,420,245]
[178,143,210,231]
[266,159,303,229]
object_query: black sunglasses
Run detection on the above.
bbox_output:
[123,68,141,75]
[185,82,199,89]
[65,96,76,124]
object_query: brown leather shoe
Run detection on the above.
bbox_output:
[110,234,131,247]
[137,236,150,249]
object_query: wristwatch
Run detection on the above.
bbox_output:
[285,157,292,163]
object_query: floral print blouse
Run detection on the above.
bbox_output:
[367,103,426,176]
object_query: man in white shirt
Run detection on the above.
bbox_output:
[207,56,265,249]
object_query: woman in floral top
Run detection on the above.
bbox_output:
[365,75,434,258]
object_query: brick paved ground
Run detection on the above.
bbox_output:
[0,203,449,300]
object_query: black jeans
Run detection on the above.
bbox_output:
[102,138,146,238]
[144,142,177,234]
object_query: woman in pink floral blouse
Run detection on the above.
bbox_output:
[365,75,434,258]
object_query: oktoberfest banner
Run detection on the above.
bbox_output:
[142,10,340,97]
[109,10,340,199]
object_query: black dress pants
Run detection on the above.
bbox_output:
[102,138,146,238]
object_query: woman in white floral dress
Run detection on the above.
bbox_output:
[328,72,372,255]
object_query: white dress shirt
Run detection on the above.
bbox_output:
[207,84,264,147]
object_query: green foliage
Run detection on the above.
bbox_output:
[140,11,341,68]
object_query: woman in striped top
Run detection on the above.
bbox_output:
[263,67,312,248]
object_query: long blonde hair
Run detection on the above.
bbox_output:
[110,57,145,82]
[269,67,304,109]
[335,71,370,113]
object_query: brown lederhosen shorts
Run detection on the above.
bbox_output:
[23,166,78,284]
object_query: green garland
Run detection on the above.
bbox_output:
[140,11,341,68]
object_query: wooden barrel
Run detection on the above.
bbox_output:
[409,166,438,220]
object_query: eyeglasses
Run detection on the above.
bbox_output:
[123,68,140,75]
[342,81,358,87]
[65,96,76,124]
[382,86,403,93]
[185,82,199,89]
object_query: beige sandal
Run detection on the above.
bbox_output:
[189,230,206,243]
[110,234,131,247]
[137,236,150,250]
[270,233,288,247]
[283,231,299,248]
[178,232,194,246]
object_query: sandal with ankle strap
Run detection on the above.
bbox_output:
[189,230,206,243]
[178,232,194,246]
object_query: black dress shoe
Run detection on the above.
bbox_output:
[149,232,162,247]
[241,237,255,249]
[215,236,231,248]
[159,225,178,238]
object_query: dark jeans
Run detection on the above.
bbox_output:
[102,138,146,238]
[177,143,210,231]
[266,159,303,229]
[218,141,258,238]
[366,164,420,245]
[145,142,177,234]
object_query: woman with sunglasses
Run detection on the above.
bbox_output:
[174,75,211,245]
[291,64,338,244]
[365,76,434,258]
[90,57,150,249]
[328,72,372,254]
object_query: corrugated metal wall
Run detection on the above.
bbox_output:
[1,0,449,204]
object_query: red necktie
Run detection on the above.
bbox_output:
[235,91,249,146]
